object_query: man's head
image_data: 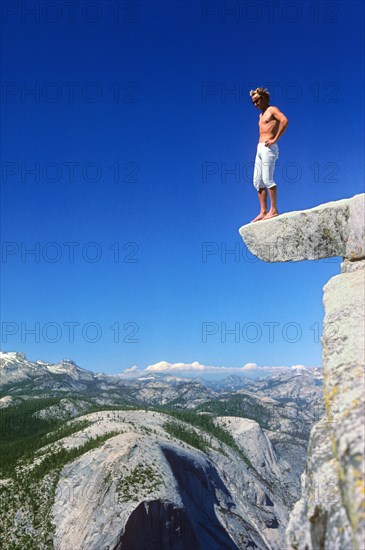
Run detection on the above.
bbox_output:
[250,87,270,110]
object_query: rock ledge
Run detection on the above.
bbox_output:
[239,194,364,262]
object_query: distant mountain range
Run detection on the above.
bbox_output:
[0,351,324,444]
[0,351,322,404]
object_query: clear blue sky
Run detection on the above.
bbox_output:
[1,0,364,374]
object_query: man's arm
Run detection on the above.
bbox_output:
[265,106,289,146]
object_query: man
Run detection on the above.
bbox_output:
[250,87,288,222]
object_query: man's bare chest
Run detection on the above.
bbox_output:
[259,113,275,127]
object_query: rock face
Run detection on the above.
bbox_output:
[239,193,365,262]
[50,411,292,549]
[1,360,321,549]
[239,194,365,549]
[286,417,352,550]
[216,417,283,482]
[3,401,310,549]
[321,260,365,549]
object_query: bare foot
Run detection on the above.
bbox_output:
[251,211,268,222]
[262,211,279,220]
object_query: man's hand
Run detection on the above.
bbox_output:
[265,138,277,147]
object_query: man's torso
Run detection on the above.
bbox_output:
[258,106,280,143]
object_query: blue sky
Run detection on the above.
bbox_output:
[1,0,364,375]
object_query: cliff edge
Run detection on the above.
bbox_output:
[239,194,365,550]
[239,194,364,262]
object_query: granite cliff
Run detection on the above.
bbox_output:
[239,193,365,549]
[1,407,303,549]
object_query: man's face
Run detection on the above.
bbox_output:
[252,94,262,109]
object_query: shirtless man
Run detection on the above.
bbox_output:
[250,87,289,221]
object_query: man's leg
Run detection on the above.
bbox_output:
[261,145,279,219]
[251,147,268,222]
[263,186,279,219]
[251,188,268,222]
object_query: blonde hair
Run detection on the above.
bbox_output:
[250,87,270,101]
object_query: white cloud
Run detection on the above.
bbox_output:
[122,361,318,377]
[241,363,259,371]
[146,361,211,372]
[145,360,305,374]
[123,365,140,375]
[291,364,307,371]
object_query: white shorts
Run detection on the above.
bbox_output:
[253,142,279,191]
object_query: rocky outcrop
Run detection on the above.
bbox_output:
[2,361,319,549]
[0,406,306,550]
[320,259,365,549]
[49,410,294,549]
[286,417,352,549]
[239,194,365,549]
[239,194,365,262]
[216,418,283,481]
